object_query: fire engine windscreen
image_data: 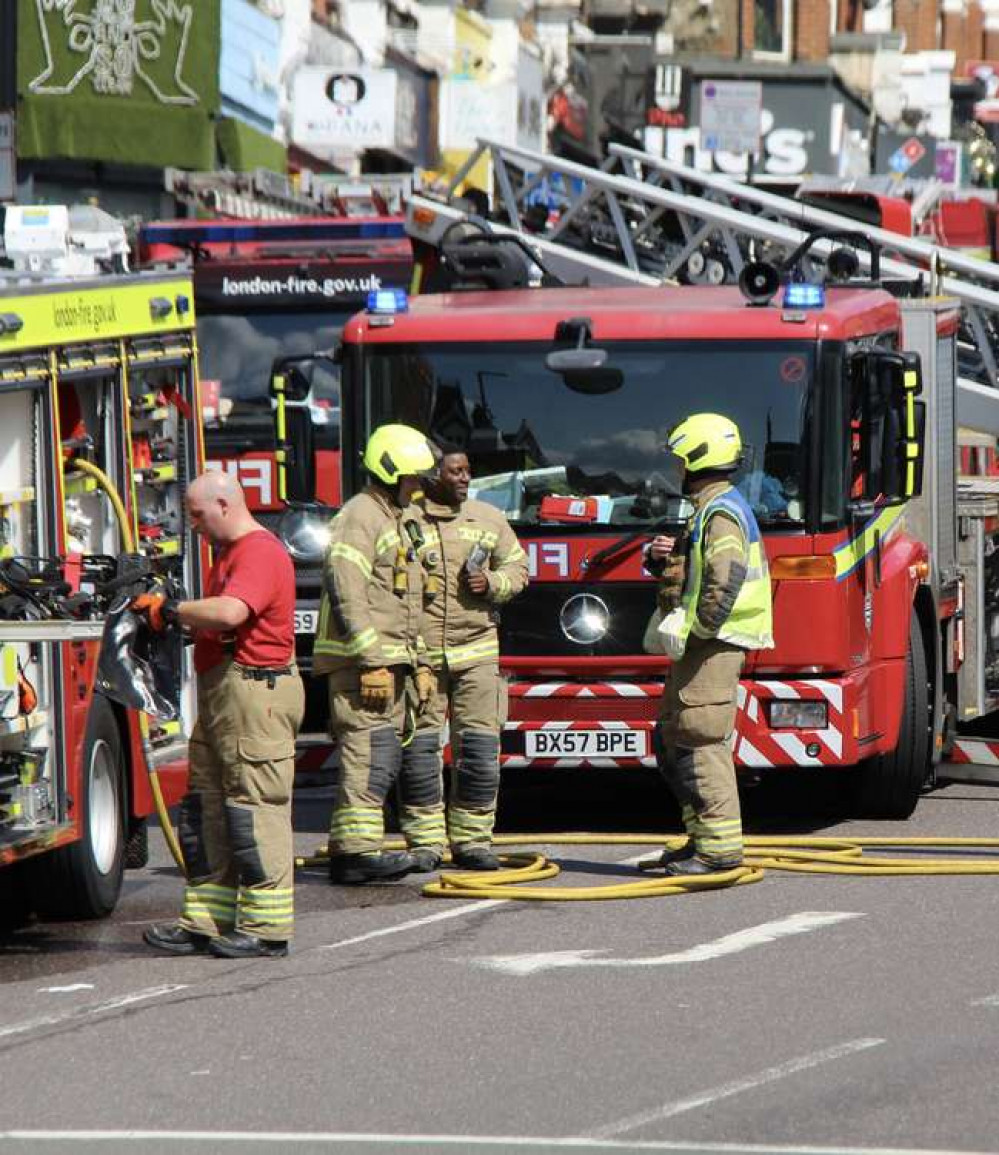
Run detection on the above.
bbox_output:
[197,312,342,443]
[96,594,182,721]
[363,340,812,527]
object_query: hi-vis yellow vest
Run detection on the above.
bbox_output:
[681,486,774,652]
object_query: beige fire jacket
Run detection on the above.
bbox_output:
[415,497,528,670]
[312,486,425,676]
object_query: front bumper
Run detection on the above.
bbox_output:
[501,664,904,770]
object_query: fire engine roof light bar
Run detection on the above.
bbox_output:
[366,288,409,315]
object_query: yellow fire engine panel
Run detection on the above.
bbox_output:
[0,276,195,353]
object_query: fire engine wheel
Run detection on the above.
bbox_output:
[855,616,930,820]
[37,698,126,919]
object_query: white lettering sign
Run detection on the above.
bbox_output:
[527,541,570,579]
[207,458,274,508]
[292,68,397,150]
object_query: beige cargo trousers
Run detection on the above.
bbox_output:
[399,663,507,853]
[178,661,304,942]
[657,636,746,866]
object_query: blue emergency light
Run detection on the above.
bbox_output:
[783,283,825,309]
[366,288,409,314]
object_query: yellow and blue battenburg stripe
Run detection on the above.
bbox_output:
[832,507,906,581]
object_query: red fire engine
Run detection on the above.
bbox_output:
[137,170,414,516]
[0,205,206,918]
[137,169,415,765]
[272,141,999,813]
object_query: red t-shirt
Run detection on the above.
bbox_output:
[193,530,296,674]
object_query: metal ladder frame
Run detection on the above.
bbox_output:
[414,138,999,395]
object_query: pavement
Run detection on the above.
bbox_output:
[1,768,999,1155]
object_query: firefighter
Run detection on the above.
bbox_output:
[399,446,528,871]
[140,470,304,958]
[315,423,437,884]
[645,413,774,875]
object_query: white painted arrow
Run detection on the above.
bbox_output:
[471,910,865,976]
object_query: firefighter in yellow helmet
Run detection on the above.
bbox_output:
[642,413,774,875]
[314,423,437,884]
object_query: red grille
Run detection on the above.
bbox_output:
[511,696,661,722]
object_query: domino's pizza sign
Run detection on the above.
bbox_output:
[889,137,927,175]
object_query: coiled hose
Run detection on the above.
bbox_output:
[299,832,999,900]
[65,458,186,871]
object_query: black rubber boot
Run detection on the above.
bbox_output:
[451,846,502,871]
[663,856,742,877]
[409,848,444,873]
[209,930,288,959]
[143,923,212,956]
[329,850,416,885]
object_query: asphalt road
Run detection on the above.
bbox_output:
[2,767,999,1155]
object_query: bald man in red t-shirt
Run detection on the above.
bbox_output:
[138,471,304,960]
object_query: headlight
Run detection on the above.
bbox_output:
[278,506,332,564]
[768,701,828,730]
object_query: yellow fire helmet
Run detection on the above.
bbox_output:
[363,424,436,486]
[666,412,742,474]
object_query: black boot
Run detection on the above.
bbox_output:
[451,846,502,871]
[409,848,444,873]
[638,839,696,872]
[209,930,288,959]
[663,856,742,877]
[143,923,211,956]
[329,850,415,885]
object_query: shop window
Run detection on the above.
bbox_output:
[754,0,791,57]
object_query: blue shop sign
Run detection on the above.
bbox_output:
[220,0,281,133]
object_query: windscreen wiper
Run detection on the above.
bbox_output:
[584,513,684,574]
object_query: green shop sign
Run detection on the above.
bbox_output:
[17,0,221,170]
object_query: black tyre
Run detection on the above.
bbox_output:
[36,697,126,918]
[855,615,931,819]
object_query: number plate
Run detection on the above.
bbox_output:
[294,608,318,634]
[524,729,648,758]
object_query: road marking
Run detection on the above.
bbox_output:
[0,1130,986,1154]
[37,984,95,994]
[591,1037,887,1138]
[970,993,999,1007]
[315,849,656,955]
[473,911,865,976]
[0,985,187,1043]
[317,899,507,952]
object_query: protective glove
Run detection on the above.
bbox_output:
[413,666,435,714]
[359,666,394,711]
[130,591,179,633]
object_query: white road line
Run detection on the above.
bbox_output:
[970,994,999,1007]
[473,911,865,976]
[591,1037,887,1139]
[315,849,654,954]
[317,899,507,951]
[0,985,187,1043]
[37,984,94,994]
[0,1130,986,1154]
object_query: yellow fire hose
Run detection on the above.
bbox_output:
[65,458,186,871]
[297,832,999,900]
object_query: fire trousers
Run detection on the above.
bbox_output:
[178,661,304,942]
[398,662,507,854]
[656,636,746,866]
[326,666,409,856]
